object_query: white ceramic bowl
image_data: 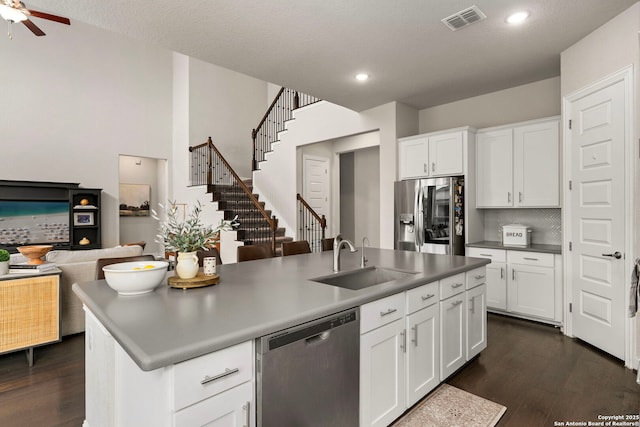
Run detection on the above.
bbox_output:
[102,260,169,295]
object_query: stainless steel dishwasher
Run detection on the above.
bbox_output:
[256,308,360,427]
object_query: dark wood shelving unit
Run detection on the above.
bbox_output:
[69,188,102,250]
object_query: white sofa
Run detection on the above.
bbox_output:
[11,245,145,336]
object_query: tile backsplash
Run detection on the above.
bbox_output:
[482,208,562,245]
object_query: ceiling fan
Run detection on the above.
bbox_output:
[0,0,69,38]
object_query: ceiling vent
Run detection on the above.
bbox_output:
[442,5,487,31]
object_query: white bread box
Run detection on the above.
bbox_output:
[502,224,531,246]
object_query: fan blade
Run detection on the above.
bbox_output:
[28,10,70,25]
[22,19,45,36]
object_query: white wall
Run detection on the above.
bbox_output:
[354,146,380,246]
[118,155,165,254]
[419,77,561,133]
[254,101,401,249]
[560,2,640,367]
[0,21,174,248]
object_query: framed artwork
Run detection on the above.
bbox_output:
[119,184,151,217]
[74,212,94,226]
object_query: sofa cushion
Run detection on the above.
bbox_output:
[46,245,143,263]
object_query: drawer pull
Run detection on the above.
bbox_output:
[421,294,435,301]
[479,253,493,257]
[451,300,463,307]
[200,367,239,385]
[380,308,398,317]
[451,283,464,289]
[523,257,539,261]
[474,274,485,280]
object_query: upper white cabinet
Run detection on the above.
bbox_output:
[476,117,560,208]
[398,128,470,180]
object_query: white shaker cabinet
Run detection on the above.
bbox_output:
[360,293,406,427]
[467,247,562,325]
[466,283,487,360]
[398,129,468,180]
[439,274,467,380]
[405,281,440,407]
[476,116,560,208]
[476,128,513,207]
[84,308,255,427]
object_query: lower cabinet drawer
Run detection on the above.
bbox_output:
[507,250,554,267]
[466,247,506,263]
[174,381,252,427]
[361,292,405,334]
[466,267,486,290]
[173,340,253,411]
[406,281,439,314]
[439,273,466,300]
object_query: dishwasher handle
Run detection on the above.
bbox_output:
[263,309,358,352]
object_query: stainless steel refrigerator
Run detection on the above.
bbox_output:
[394,176,464,255]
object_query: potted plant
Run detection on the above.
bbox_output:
[0,249,10,275]
[152,201,238,279]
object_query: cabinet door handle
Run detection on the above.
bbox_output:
[519,192,523,202]
[474,274,485,280]
[512,269,515,281]
[469,297,475,313]
[243,401,251,427]
[523,257,539,261]
[411,325,418,346]
[431,162,435,173]
[200,367,240,385]
[400,329,406,353]
[380,308,397,317]
[508,192,511,203]
[424,163,427,173]
[451,300,463,308]
[479,253,493,257]
[500,267,504,279]
[451,283,464,289]
[421,293,435,301]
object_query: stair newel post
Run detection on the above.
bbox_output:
[206,137,214,186]
[293,91,299,110]
[251,129,257,171]
[321,215,326,240]
[271,215,278,255]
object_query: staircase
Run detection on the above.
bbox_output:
[211,179,292,255]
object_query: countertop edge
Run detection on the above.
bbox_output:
[466,241,562,254]
[74,254,490,371]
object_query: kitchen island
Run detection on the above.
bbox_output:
[74,247,489,426]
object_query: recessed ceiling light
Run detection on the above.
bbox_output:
[355,73,369,82]
[506,11,529,25]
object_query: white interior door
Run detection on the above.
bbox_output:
[569,78,626,360]
[303,155,330,218]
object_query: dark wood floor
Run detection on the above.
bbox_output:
[0,314,638,426]
[448,314,640,426]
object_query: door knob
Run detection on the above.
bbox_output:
[602,251,622,259]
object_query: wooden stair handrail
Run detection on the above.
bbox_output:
[252,86,286,140]
[296,193,326,229]
[192,137,278,252]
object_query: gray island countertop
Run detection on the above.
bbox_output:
[73,248,489,371]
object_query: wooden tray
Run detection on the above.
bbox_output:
[167,272,219,290]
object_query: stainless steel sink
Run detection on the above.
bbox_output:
[311,266,418,290]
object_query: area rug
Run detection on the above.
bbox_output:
[392,384,506,427]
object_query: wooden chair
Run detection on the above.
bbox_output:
[197,248,223,266]
[282,240,311,256]
[237,244,274,262]
[321,238,335,251]
[95,254,157,280]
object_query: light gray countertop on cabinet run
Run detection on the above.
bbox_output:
[466,240,562,254]
[73,248,489,371]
